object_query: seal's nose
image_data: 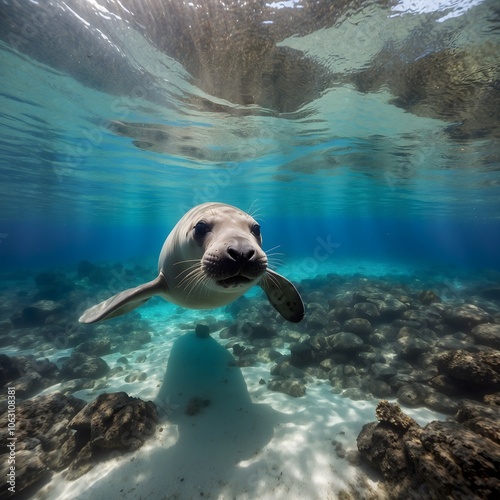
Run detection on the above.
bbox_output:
[227,244,256,262]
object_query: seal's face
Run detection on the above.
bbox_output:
[177,204,268,294]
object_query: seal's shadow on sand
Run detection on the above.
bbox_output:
[144,332,285,495]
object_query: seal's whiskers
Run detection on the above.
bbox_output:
[263,271,282,290]
[175,260,202,281]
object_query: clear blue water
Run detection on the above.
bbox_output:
[1,3,500,498]
[0,0,499,272]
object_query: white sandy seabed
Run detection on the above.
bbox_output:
[27,260,448,500]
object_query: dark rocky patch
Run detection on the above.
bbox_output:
[418,290,441,305]
[396,383,429,407]
[216,270,500,404]
[361,378,392,398]
[60,352,110,380]
[245,322,277,340]
[370,363,397,380]
[0,354,21,387]
[289,336,329,367]
[67,392,158,479]
[0,354,60,398]
[370,296,408,320]
[353,302,380,321]
[330,306,355,322]
[357,400,500,499]
[304,306,330,330]
[472,323,500,350]
[0,393,85,496]
[423,390,459,414]
[59,378,96,395]
[343,318,373,338]
[268,378,306,398]
[281,329,303,343]
[116,329,152,354]
[443,304,493,330]
[396,337,431,362]
[271,359,306,379]
[256,348,283,364]
[14,300,65,328]
[74,338,112,356]
[117,340,143,354]
[327,332,365,353]
[436,349,500,395]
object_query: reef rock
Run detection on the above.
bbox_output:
[353,302,380,321]
[408,420,500,498]
[396,383,429,407]
[0,393,85,496]
[74,338,112,356]
[455,399,500,444]
[18,300,65,327]
[471,323,500,350]
[436,349,500,395]
[327,332,365,353]
[343,318,373,337]
[0,354,60,398]
[61,352,110,380]
[67,392,159,478]
[418,290,441,305]
[330,306,355,322]
[371,296,408,319]
[362,379,392,398]
[268,378,306,398]
[371,363,397,379]
[423,390,459,415]
[305,306,330,330]
[357,400,500,499]
[0,354,20,387]
[289,336,329,367]
[396,337,431,362]
[443,304,493,330]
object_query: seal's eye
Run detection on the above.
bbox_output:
[251,224,261,238]
[193,221,210,239]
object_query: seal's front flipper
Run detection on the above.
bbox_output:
[79,273,167,324]
[260,269,304,323]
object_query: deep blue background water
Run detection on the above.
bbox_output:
[1,215,498,272]
[0,0,499,276]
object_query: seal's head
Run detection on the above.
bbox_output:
[175,204,267,293]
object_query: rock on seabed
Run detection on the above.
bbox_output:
[357,400,500,499]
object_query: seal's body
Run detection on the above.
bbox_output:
[79,203,304,323]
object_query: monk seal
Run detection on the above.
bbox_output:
[79,202,304,324]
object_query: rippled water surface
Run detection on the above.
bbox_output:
[0,0,499,268]
[1,4,500,498]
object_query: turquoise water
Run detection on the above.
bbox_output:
[0,0,499,274]
[1,2,500,498]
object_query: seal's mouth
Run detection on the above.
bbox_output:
[217,275,253,288]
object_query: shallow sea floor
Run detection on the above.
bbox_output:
[1,257,498,499]
[34,314,444,500]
